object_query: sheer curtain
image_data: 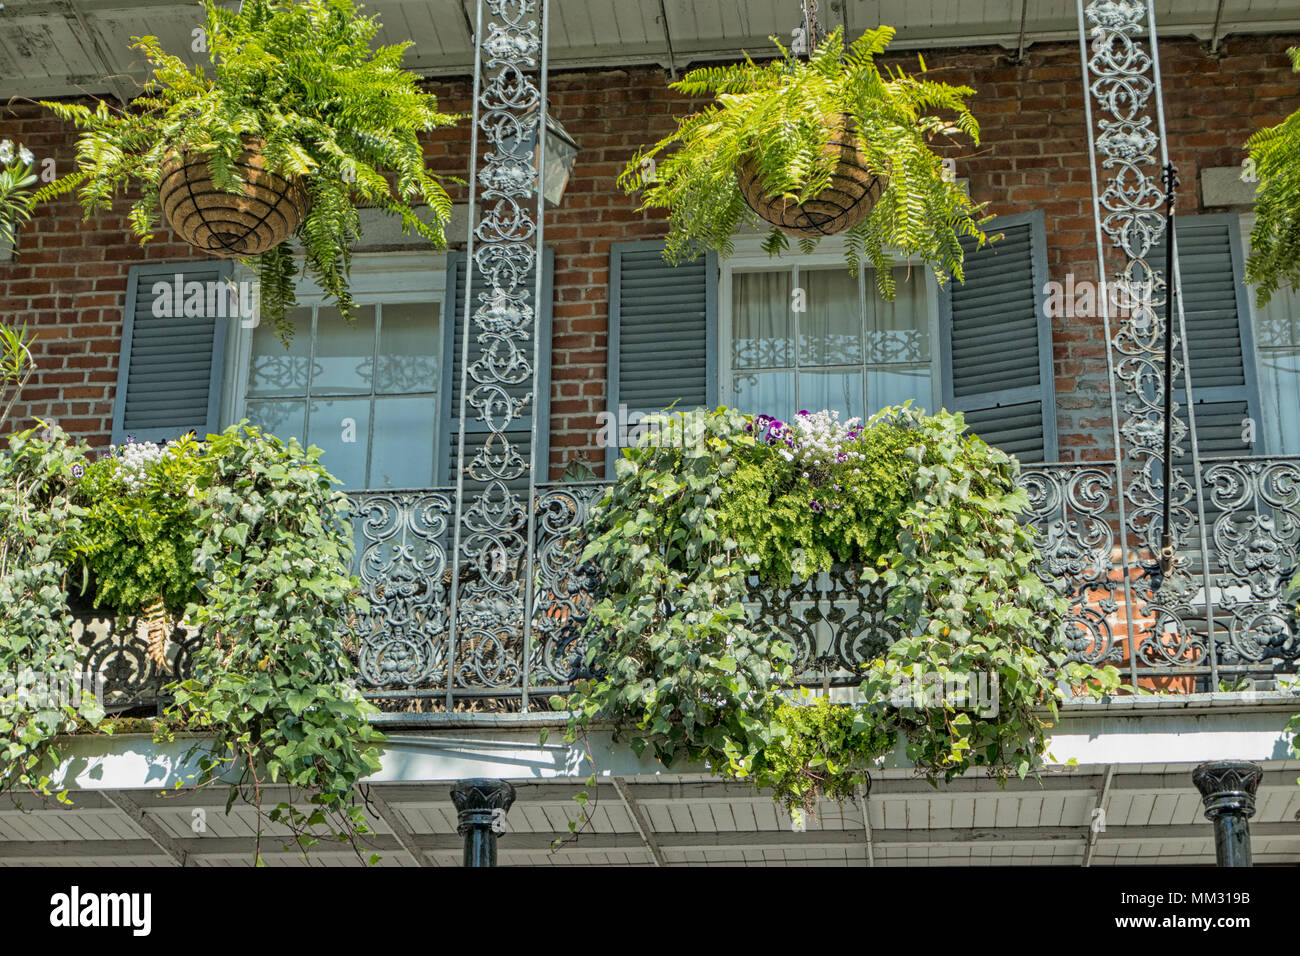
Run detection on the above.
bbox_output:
[867,266,930,412]
[731,263,930,422]
[1254,282,1300,454]
[733,270,794,415]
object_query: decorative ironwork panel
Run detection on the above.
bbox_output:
[350,490,454,689]
[1080,0,1216,680]
[69,613,200,713]
[1021,463,1125,667]
[1201,457,1300,672]
[447,0,550,709]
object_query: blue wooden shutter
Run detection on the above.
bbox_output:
[606,240,718,475]
[1149,213,1263,456]
[938,209,1058,463]
[438,249,554,486]
[112,261,232,446]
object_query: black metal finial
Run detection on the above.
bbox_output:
[451,778,517,867]
[1192,761,1262,867]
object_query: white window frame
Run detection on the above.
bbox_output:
[717,236,943,417]
[220,252,447,483]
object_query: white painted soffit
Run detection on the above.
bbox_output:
[2,0,1300,102]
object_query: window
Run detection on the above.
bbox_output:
[721,247,938,422]
[224,254,444,490]
[1241,213,1300,455]
[605,213,1056,469]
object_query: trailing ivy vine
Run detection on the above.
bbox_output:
[0,423,382,863]
[555,406,1121,816]
[0,430,105,800]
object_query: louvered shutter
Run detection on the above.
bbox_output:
[606,241,718,475]
[938,209,1058,462]
[438,249,553,487]
[111,261,232,446]
[1149,213,1263,456]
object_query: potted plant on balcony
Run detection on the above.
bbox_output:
[619,26,987,293]
[556,405,1123,819]
[38,0,461,340]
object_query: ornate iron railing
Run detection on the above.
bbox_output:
[78,460,1299,714]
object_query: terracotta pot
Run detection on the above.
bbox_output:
[159,136,309,258]
[736,121,887,238]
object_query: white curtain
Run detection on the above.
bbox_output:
[1254,282,1300,454]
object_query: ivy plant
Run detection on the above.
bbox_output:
[619,26,988,295]
[0,423,383,863]
[38,0,461,340]
[0,428,106,799]
[555,406,1121,815]
[158,425,383,864]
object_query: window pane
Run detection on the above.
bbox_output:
[868,267,929,363]
[1260,349,1300,454]
[799,369,863,420]
[247,307,312,397]
[734,370,794,416]
[1253,282,1300,453]
[307,398,371,489]
[378,302,440,394]
[313,305,376,394]
[245,398,307,443]
[868,366,931,413]
[733,270,793,369]
[799,267,862,366]
[1255,284,1300,348]
[370,396,437,488]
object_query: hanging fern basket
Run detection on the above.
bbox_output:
[158,137,309,259]
[736,122,887,238]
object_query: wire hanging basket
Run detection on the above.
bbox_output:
[158,136,309,259]
[736,121,887,238]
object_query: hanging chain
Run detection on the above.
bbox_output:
[793,0,825,58]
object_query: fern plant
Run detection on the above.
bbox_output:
[1244,47,1300,307]
[619,26,988,296]
[37,0,461,340]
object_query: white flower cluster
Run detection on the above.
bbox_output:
[114,439,179,494]
[774,409,865,471]
[0,139,35,166]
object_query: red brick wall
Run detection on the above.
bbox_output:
[2,34,1298,473]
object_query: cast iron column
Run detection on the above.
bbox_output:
[1192,761,1262,867]
[451,778,516,867]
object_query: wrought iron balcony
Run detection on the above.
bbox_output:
[74,456,1300,715]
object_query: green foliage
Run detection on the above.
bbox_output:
[159,424,382,864]
[0,321,36,433]
[1244,47,1300,306]
[0,427,105,798]
[0,139,38,252]
[70,436,210,618]
[38,0,461,340]
[0,423,382,862]
[619,26,988,295]
[757,696,892,814]
[556,405,1122,816]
